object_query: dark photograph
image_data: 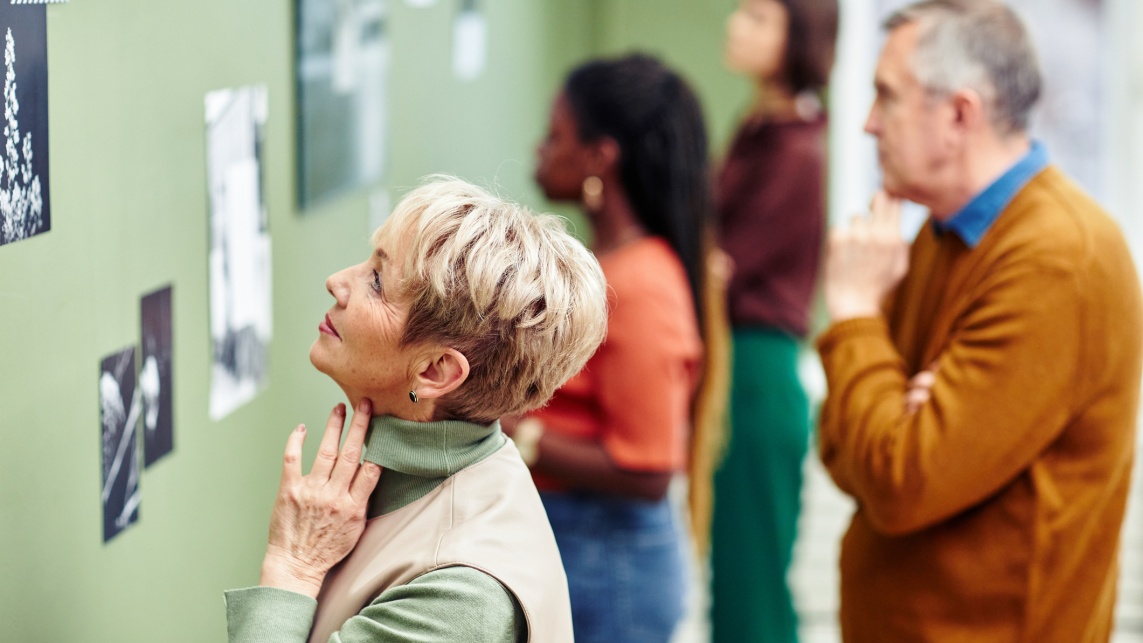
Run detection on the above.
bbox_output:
[100,346,140,543]
[0,4,49,248]
[140,286,174,467]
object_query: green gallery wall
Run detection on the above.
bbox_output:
[0,1,743,640]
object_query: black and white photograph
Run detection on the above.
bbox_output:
[140,285,174,466]
[0,4,49,249]
[100,346,140,543]
[296,0,388,207]
[206,85,272,421]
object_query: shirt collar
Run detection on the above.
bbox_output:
[364,414,503,475]
[363,414,505,515]
[933,140,1048,248]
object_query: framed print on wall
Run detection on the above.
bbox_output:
[0,3,49,248]
[296,0,389,208]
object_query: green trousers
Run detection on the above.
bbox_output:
[710,328,810,643]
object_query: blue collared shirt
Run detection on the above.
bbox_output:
[933,141,1049,248]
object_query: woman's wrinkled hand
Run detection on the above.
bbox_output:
[259,399,382,598]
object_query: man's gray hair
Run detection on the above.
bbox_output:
[886,0,1041,134]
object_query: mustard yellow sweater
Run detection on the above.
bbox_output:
[817,166,1142,643]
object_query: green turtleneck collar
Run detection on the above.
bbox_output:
[363,414,505,516]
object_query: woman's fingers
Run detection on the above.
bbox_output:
[262,400,379,598]
[330,398,373,490]
[345,399,382,504]
[310,403,347,479]
[279,424,307,488]
[350,462,383,505]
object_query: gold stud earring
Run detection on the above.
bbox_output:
[582,176,604,212]
[409,390,419,403]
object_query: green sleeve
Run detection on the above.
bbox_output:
[224,566,525,643]
[331,566,525,643]
[225,586,317,643]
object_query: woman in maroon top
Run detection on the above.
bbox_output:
[709,1,838,642]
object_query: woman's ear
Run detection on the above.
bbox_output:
[411,348,470,401]
[585,136,621,177]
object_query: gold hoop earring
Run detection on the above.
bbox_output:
[409,390,419,403]
[582,176,604,212]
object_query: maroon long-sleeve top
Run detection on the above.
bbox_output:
[716,116,828,337]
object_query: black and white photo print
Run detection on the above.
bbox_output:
[0,4,49,248]
[205,85,272,421]
[100,347,140,543]
[140,286,173,466]
[296,0,388,207]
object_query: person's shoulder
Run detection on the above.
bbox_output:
[763,120,828,181]
[409,565,516,598]
[603,237,690,298]
[366,567,524,642]
[411,568,523,626]
[1002,167,1129,267]
[600,238,699,344]
[775,113,827,145]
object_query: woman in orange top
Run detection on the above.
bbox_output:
[508,54,712,643]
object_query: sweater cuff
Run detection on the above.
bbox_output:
[225,586,317,643]
[816,317,889,355]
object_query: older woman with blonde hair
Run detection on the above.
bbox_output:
[223,177,608,643]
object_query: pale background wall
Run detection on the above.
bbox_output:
[0,1,1140,641]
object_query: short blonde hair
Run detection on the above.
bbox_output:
[373,177,608,424]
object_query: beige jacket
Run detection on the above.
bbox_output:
[309,441,574,643]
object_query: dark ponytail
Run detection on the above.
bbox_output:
[564,54,712,326]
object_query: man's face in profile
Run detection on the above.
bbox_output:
[864,21,954,205]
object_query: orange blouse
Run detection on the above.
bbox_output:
[531,237,703,490]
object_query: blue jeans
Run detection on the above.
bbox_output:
[541,491,686,643]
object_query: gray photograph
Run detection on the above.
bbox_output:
[297,0,388,207]
[206,85,272,421]
[141,285,174,465]
[100,346,140,543]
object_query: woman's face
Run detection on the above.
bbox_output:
[725,0,790,82]
[309,225,419,409]
[534,92,592,202]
